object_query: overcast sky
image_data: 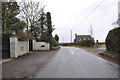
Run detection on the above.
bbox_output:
[17,0,119,43]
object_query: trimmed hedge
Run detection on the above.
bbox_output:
[105,27,120,54]
[59,43,70,46]
[74,40,95,47]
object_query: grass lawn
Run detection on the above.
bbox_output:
[51,46,60,50]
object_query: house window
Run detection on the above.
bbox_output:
[86,38,89,40]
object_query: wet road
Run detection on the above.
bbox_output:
[35,47,118,78]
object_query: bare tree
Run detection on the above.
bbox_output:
[18,0,45,32]
[112,21,118,28]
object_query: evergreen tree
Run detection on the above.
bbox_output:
[55,34,59,42]
[45,12,55,49]
[2,2,20,32]
[46,12,54,34]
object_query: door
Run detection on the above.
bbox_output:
[2,36,10,59]
[29,40,33,51]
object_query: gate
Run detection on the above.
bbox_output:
[2,36,10,59]
[29,40,33,51]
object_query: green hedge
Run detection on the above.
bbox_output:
[105,27,120,54]
[74,40,94,47]
[59,43,69,46]
[2,31,13,41]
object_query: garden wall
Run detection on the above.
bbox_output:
[33,40,50,50]
[10,37,29,58]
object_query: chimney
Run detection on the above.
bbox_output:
[75,33,77,37]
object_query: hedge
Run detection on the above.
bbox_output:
[74,40,95,47]
[105,27,120,54]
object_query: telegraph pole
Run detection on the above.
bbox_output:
[71,30,72,43]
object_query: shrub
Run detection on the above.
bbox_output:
[2,31,12,38]
[50,37,59,47]
[13,30,35,41]
[74,40,94,47]
[2,31,12,42]
[59,43,69,46]
[105,27,120,54]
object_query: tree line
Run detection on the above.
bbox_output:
[2,1,59,48]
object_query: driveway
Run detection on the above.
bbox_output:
[35,47,118,78]
[2,50,58,78]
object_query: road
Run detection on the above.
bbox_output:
[35,46,118,78]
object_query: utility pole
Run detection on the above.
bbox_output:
[71,30,72,43]
[89,23,94,38]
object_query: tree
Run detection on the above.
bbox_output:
[10,21,26,31]
[18,1,45,38]
[2,2,20,32]
[55,34,59,42]
[0,2,2,35]
[46,12,54,34]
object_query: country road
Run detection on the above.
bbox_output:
[35,46,118,78]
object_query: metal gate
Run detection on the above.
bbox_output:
[2,36,10,59]
[29,40,33,51]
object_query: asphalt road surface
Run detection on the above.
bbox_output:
[35,47,118,78]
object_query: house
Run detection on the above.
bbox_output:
[74,34,94,42]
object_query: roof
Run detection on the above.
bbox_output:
[76,35,91,38]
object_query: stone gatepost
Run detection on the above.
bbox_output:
[10,37,18,58]
[32,40,36,50]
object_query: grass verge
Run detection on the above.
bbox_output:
[51,46,60,50]
[99,51,119,65]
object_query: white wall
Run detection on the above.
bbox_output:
[33,40,50,50]
[10,37,29,58]
[17,41,29,56]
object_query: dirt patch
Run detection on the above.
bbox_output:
[2,49,59,78]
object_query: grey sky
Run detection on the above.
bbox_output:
[16,0,119,43]
[39,0,118,43]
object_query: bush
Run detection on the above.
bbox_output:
[50,37,59,47]
[59,43,69,46]
[2,30,35,41]
[105,27,120,54]
[12,30,35,41]
[2,31,12,38]
[74,40,94,47]
[38,32,59,49]
[2,31,13,42]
